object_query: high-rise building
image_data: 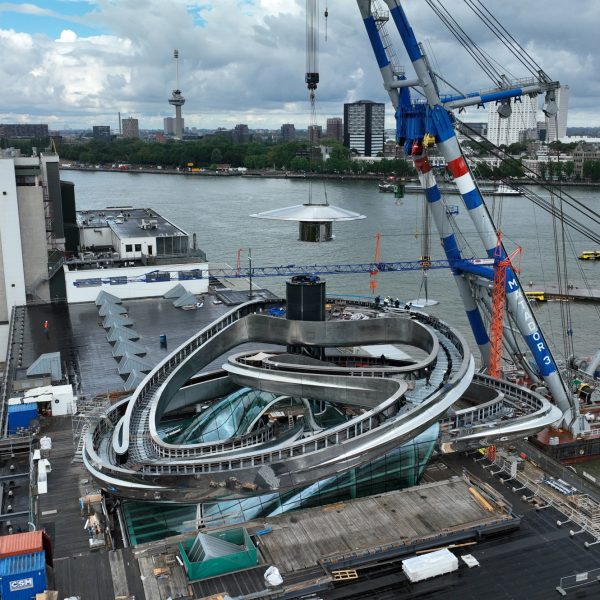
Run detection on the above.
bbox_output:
[233,124,250,143]
[308,125,322,144]
[457,122,487,138]
[486,95,537,146]
[122,118,139,139]
[281,123,296,141]
[545,85,569,143]
[92,125,111,140]
[0,150,65,320]
[0,124,49,139]
[326,117,343,142]
[343,100,385,157]
[163,117,184,136]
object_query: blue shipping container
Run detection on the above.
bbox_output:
[0,551,46,599]
[7,404,38,435]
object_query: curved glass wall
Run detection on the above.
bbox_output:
[170,387,281,444]
[129,385,440,542]
[200,423,439,528]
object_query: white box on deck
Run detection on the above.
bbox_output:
[461,554,480,568]
[402,549,459,582]
[51,384,76,416]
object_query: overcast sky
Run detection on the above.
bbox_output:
[0,0,597,131]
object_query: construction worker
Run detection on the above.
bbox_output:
[424,366,431,386]
[43,320,49,337]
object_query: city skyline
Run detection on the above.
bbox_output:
[0,1,598,130]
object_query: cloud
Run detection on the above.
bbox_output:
[0,0,597,129]
[0,2,57,17]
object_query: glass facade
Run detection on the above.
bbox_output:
[125,387,439,544]
[168,388,282,444]
[200,424,438,528]
[156,235,189,256]
[123,502,198,546]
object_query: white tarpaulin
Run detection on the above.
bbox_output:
[264,566,283,586]
[402,549,458,582]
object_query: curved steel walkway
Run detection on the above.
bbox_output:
[83,299,561,502]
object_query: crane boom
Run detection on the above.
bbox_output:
[357,0,582,432]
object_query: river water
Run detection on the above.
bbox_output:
[64,170,600,362]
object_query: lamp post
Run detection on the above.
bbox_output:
[248,248,253,299]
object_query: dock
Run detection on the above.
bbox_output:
[531,285,600,303]
[252,476,515,574]
[132,475,519,600]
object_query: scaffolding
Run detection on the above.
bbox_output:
[72,393,114,461]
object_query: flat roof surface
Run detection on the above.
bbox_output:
[77,208,186,239]
[10,297,281,399]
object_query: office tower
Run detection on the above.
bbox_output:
[486,95,537,146]
[281,124,296,141]
[122,118,139,139]
[343,100,385,156]
[0,124,49,139]
[233,124,250,143]
[92,126,111,140]
[164,117,185,136]
[308,125,322,144]
[326,117,343,142]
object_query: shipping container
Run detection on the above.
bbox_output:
[7,404,38,435]
[0,551,46,599]
[0,532,52,566]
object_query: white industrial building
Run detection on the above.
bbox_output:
[0,149,65,346]
[65,207,208,302]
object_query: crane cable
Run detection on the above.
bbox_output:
[424,0,503,85]
[463,0,547,79]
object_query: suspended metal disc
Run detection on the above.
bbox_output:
[409,298,440,308]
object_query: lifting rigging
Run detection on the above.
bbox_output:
[251,0,366,240]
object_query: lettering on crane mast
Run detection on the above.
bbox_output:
[507,275,553,368]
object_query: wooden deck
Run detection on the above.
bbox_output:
[253,477,508,574]
[131,476,516,599]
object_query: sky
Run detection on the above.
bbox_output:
[0,0,598,132]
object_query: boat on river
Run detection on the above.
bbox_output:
[400,182,522,196]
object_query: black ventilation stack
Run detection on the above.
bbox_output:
[286,275,326,359]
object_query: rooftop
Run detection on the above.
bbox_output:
[77,207,187,239]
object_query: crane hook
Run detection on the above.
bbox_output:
[324,6,329,41]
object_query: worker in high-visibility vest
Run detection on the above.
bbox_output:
[43,320,49,337]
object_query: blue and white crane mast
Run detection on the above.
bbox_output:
[357,0,584,433]
[358,0,491,369]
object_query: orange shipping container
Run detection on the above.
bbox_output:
[0,531,52,565]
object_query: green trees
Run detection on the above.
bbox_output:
[58,136,415,176]
[583,160,600,182]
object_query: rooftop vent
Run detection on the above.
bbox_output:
[141,219,159,230]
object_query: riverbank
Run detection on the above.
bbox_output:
[59,165,388,181]
[59,164,600,188]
